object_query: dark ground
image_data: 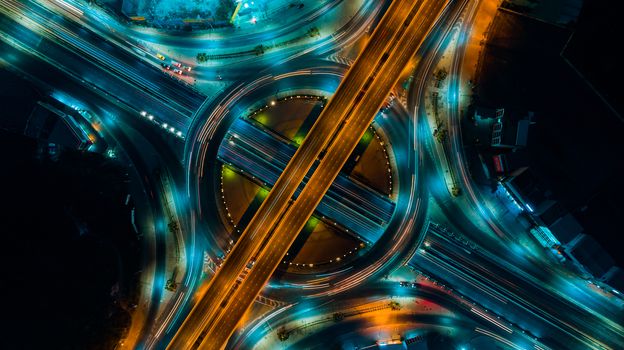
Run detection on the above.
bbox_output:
[474,2,624,265]
[562,0,623,120]
[0,69,42,133]
[1,71,142,349]
[1,131,141,349]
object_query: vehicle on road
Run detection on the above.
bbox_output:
[183,65,192,72]
[173,68,183,75]
[161,63,171,70]
[156,53,165,60]
[246,258,256,269]
[171,60,182,68]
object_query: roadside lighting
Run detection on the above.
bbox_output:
[148,115,154,120]
[140,111,147,116]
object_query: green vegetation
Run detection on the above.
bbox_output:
[165,278,178,291]
[222,166,237,180]
[332,312,345,322]
[307,27,320,38]
[451,186,462,197]
[434,68,448,81]
[277,327,290,341]
[196,52,208,63]
[254,44,265,56]
[215,0,236,21]
[168,220,180,235]
[434,128,448,143]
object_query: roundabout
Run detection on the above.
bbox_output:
[217,94,395,273]
[185,61,428,298]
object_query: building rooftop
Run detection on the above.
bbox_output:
[547,213,583,245]
[566,234,615,278]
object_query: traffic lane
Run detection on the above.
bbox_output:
[433,175,624,329]
[288,314,475,349]
[187,65,345,258]
[1,0,201,119]
[236,281,536,349]
[275,0,448,243]
[200,0,448,346]
[114,0,347,49]
[165,223,267,349]
[0,30,191,135]
[289,0,467,298]
[289,0,460,297]
[173,1,422,346]
[441,242,623,348]
[222,122,392,225]
[0,14,191,132]
[219,141,387,241]
[418,230,623,349]
[235,129,395,224]
[19,0,205,110]
[245,0,421,221]
[413,240,583,349]
[1,31,184,347]
[190,0,425,346]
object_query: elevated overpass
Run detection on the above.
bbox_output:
[218,117,395,244]
[196,0,450,348]
[168,0,447,348]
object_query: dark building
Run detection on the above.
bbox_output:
[547,213,583,246]
[566,234,615,279]
[502,168,549,213]
[600,267,624,293]
[474,106,505,121]
[533,200,567,227]
[492,151,529,177]
[491,111,533,150]
[503,170,586,249]
[24,101,92,151]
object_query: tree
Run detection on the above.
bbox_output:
[389,301,401,310]
[434,68,448,81]
[332,312,345,322]
[307,27,320,37]
[277,327,289,341]
[168,220,180,235]
[254,44,265,56]
[196,53,208,63]
[215,0,236,21]
[435,128,448,143]
[451,186,462,197]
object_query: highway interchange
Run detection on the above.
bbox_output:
[1,0,623,349]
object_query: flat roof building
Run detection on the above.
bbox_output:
[566,234,615,278]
